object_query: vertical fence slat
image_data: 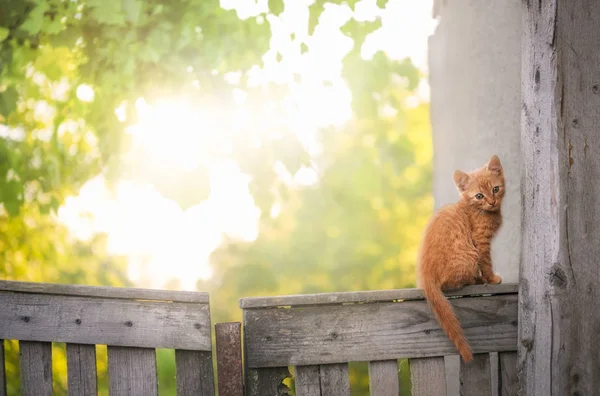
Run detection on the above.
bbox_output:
[320,363,350,396]
[246,367,291,396]
[410,356,446,396]
[66,343,97,396]
[460,353,492,396]
[498,351,517,396]
[215,322,242,396]
[108,346,158,396]
[368,360,399,396]
[19,341,52,396]
[175,350,214,396]
[295,365,320,396]
[0,340,6,396]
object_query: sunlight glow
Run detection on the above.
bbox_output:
[76,84,95,102]
[59,0,436,290]
[125,98,219,171]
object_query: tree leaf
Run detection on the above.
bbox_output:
[308,2,322,35]
[0,86,18,118]
[19,2,50,35]
[0,27,9,42]
[87,0,126,25]
[268,0,284,16]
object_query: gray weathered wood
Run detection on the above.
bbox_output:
[521,0,600,394]
[497,352,517,396]
[460,353,491,396]
[244,294,517,367]
[0,340,6,396]
[445,355,460,396]
[175,350,214,396]
[0,292,211,350]
[410,356,446,396]
[319,364,350,396]
[489,352,499,396]
[19,341,52,396]
[66,343,97,395]
[246,367,291,396]
[295,365,321,396]
[240,283,518,308]
[215,322,242,396]
[368,360,399,396]
[108,346,158,396]
[0,279,208,303]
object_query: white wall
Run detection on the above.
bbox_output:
[429,0,522,284]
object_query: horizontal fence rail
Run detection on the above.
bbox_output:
[0,280,519,395]
[240,283,519,396]
[0,280,214,396]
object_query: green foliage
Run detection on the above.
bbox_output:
[204,93,432,396]
[1,0,432,394]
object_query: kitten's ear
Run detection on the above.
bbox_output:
[453,170,470,192]
[487,155,503,173]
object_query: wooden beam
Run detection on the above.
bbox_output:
[460,353,491,396]
[240,283,518,309]
[0,340,6,396]
[66,344,97,396]
[244,294,517,367]
[0,292,211,350]
[107,346,158,396]
[368,360,400,396]
[20,341,52,396]
[409,357,446,396]
[175,350,215,396]
[245,367,291,396]
[0,280,208,303]
[521,0,600,393]
[215,322,243,396]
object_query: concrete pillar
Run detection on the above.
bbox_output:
[429,0,522,284]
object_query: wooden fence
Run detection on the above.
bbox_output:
[0,280,518,395]
[240,283,519,396]
[0,280,214,396]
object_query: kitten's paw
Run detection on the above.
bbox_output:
[488,274,503,284]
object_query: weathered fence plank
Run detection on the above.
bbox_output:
[460,353,491,396]
[244,294,517,367]
[295,365,321,396]
[215,322,242,396]
[319,363,350,396]
[0,340,6,396]
[0,292,211,350]
[66,343,97,396]
[0,279,208,303]
[19,341,52,396]
[368,360,399,396]
[241,284,518,308]
[246,367,291,396]
[409,356,446,396]
[107,346,158,396]
[521,0,600,394]
[498,351,517,396]
[175,350,214,396]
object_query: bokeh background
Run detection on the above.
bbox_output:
[0,0,436,394]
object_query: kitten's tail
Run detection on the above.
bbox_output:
[422,280,473,363]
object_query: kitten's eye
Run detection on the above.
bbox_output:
[475,193,484,200]
[492,186,500,193]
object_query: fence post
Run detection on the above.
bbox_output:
[215,322,244,396]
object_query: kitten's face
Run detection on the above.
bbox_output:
[453,155,505,212]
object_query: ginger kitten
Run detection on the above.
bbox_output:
[417,155,505,362]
